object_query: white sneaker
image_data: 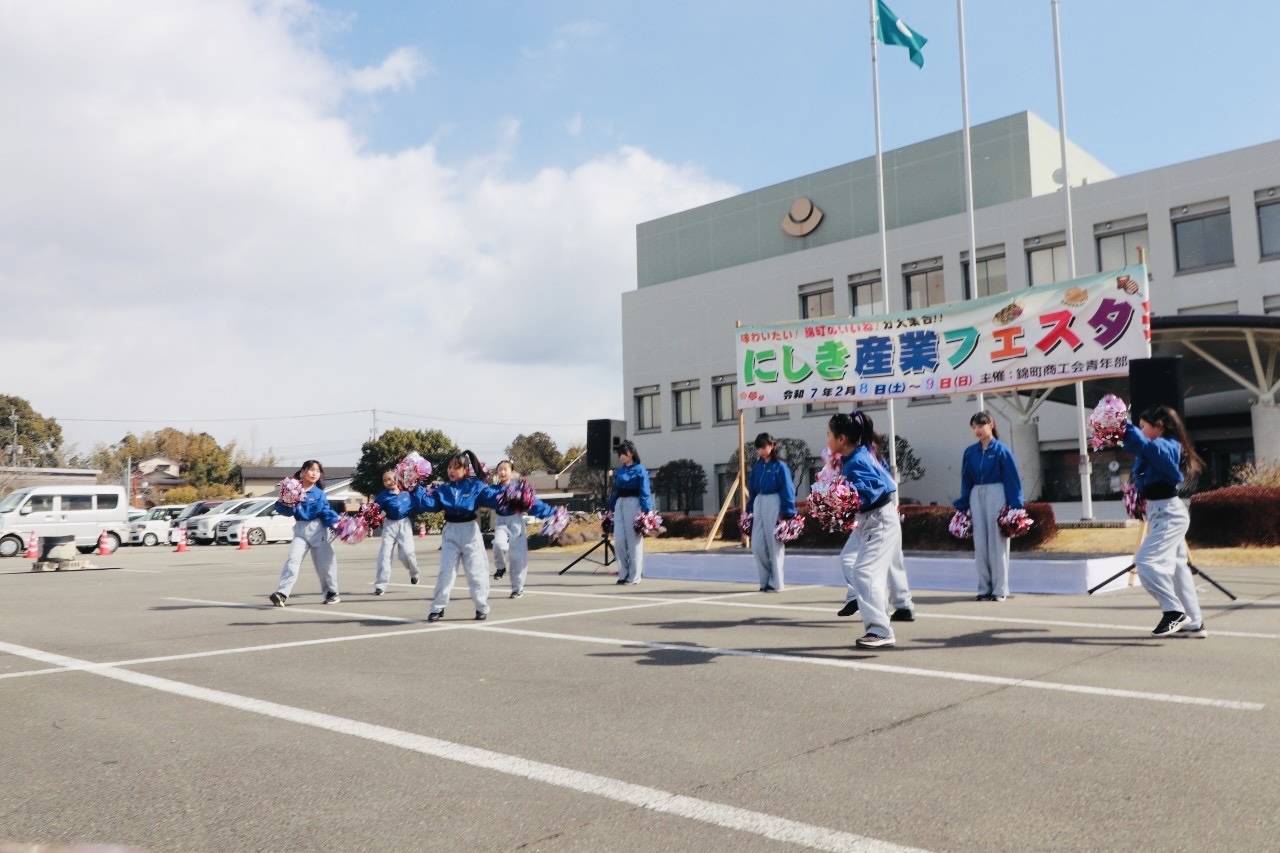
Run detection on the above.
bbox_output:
[1177,622,1208,638]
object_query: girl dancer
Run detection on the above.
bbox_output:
[953,411,1024,602]
[269,460,342,606]
[1119,405,1206,637]
[827,412,904,649]
[410,450,503,622]
[747,432,797,592]
[372,470,420,595]
[491,460,556,599]
[607,440,652,585]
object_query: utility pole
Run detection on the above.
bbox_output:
[371,408,378,441]
[9,408,17,466]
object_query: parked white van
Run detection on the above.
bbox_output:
[0,485,130,557]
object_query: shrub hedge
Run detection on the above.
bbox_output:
[1188,486,1280,547]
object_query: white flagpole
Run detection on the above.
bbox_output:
[870,0,899,476]
[956,0,984,413]
[1051,0,1093,520]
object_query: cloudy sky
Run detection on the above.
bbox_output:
[3,1,1278,468]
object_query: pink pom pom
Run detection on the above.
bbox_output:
[600,511,614,536]
[499,479,535,513]
[1088,394,1129,451]
[816,447,843,485]
[1122,482,1147,521]
[277,477,306,508]
[359,502,386,529]
[948,509,973,539]
[394,453,433,490]
[633,510,664,537]
[997,506,1034,538]
[332,515,368,545]
[774,515,805,543]
[807,478,861,533]
[738,512,753,537]
[540,506,569,539]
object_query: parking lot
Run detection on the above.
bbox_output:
[2,538,1279,852]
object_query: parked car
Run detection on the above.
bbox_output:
[186,498,263,545]
[217,499,295,546]
[127,508,148,523]
[0,485,130,557]
[168,500,228,544]
[127,504,188,546]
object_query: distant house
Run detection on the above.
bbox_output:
[0,466,102,495]
[132,455,188,506]
[136,455,181,476]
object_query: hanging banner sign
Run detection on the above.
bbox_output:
[735,264,1150,408]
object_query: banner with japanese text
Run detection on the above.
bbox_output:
[736,264,1150,408]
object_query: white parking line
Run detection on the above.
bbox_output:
[0,638,931,853]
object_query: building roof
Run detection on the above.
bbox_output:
[241,466,356,482]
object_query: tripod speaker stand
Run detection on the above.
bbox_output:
[558,533,615,575]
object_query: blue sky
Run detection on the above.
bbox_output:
[2,1,1277,468]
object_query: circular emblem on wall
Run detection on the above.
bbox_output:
[781,197,824,237]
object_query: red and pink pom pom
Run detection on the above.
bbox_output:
[394,453,433,490]
[600,511,614,536]
[332,515,368,545]
[815,447,843,486]
[1088,394,1129,451]
[1122,482,1147,521]
[359,502,386,529]
[540,506,569,539]
[277,477,306,508]
[633,510,664,537]
[948,509,974,539]
[738,512,753,537]
[499,479,535,513]
[807,478,861,533]
[774,515,806,543]
[997,506,1034,538]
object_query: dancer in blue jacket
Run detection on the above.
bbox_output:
[747,432,797,592]
[410,450,503,622]
[269,460,342,606]
[1120,405,1206,638]
[607,440,652,585]
[372,469,420,595]
[828,412,903,649]
[491,459,556,599]
[953,411,1023,602]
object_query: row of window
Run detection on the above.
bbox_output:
[800,193,1280,315]
[635,378,876,432]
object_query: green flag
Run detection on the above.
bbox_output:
[876,0,927,68]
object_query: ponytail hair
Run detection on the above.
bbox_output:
[828,410,881,453]
[753,432,780,462]
[1138,405,1204,480]
[970,410,1000,440]
[294,460,326,490]
[447,450,489,480]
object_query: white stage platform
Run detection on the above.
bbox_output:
[644,550,1139,596]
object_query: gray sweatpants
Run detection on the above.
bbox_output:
[1137,497,1201,622]
[430,521,490,616]
[971,483,1011,598]
[614,496,644,583]
[493,514,530,593]
[275,517,338,597]
[839,502,903,639]
[751,493,785,591]
[374,516,419,591]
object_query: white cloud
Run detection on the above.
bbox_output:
[0,1,734,465]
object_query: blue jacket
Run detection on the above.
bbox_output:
[409,478,503,516]
[1121,423,1184,491]
[374,489,413,521]
[840,446,896,509]
[954,439,1023,511]
[276,485,341,527]
[608,463,653,513]
[748,459,797,518]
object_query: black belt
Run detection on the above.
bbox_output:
[616,488,640,497]
[444,512,478,523]
[1140,483,1177,500]
[860,494,892,514]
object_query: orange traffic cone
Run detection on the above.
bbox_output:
[97,529,112,556]
[238,524,250,551]
[418,523,426,538]
[24,531,39,560]
[174,527,188,553]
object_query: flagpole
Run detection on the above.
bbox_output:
[870,0,899,477]
[1051,0,1093,521]
[956,0,984,413]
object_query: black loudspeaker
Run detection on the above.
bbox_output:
[1128,357,1185,418]
[586,419,627,470]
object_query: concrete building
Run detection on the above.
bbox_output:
[622,112,1280,516]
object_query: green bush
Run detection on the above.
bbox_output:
[1188,486,1280,547]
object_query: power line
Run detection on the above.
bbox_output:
[55,409,372,424]
[381,409,584,428]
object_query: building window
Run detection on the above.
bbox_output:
[849,275,884,317]
[1257,192,1280,259]
[634,386,660,432]
[805,401,840,415]
[1096,223,1149,272]
[799,282,835,319]
[672,381,700,428]
[1263,294,1280,315]
[757,405,788,421]
[712,375,737,424]
[903,260,943,309]
[1027,241,1069,286]
[961,252,1007,299]
[1172,202,1233,272]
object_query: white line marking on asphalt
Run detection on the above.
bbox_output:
[0,638,930,853]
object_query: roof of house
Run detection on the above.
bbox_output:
[241,466,357,481]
